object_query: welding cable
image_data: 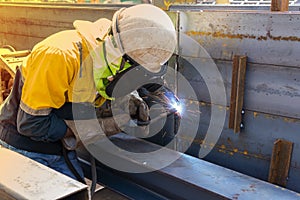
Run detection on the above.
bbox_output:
[90,154,97,198]
[62,147,86,184]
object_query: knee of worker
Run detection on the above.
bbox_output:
[0,139,49,166]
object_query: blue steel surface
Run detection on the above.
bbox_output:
[80,160,166,200]
[178,57,300,119]
[180,101,300,192]
[177,12,300,189]
[181,12,300,67]
[79,134,300,200]
[77,146,167,200]
[176,11,300,191]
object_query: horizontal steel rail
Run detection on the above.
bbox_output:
[78,133,300,200]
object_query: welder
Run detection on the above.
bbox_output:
[0,4,178,182]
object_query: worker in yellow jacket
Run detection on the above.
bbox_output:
[0,4,176,182]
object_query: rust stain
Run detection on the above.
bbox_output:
[257,36,268,41]
[179,135,267,159]
[253,112,258,118]
[263,114,278,120]
[241,188,255,192]
[283,117,299,123]
[209,143,215,147]
[2,18,69,29]
[232,193,240,200]
[196,101,227,110]
[186,87,300,124]
[259,113,300,124]
[186,30,300,42]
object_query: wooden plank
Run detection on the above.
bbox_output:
[271,0,289,11]
[234,56,247,133]
[1,50,30,58]
[268,139,293,187]
[228,55,239,129]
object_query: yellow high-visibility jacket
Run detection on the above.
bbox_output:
[20,30,129,115]
[0,25,131,154]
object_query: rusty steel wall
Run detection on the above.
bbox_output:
[180,11,300,118]
[176,11,300,193]
[1,3,300,193]
[0,3,121,50]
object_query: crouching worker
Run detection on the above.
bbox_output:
[0,4,176,182]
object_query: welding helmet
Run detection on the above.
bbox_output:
[111,4,177,73]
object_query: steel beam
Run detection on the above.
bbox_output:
[78,133,300,200]
[0,147,88,200]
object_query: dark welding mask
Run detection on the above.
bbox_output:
[105,55,167,98]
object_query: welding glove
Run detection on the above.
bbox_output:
[63,115,133,150]
[123,91,150,137]
[55,102,122,150]
[98,91,149,124]
[128,90,150,124]
[98,91,150,137]
[61,92,151,150]
[62,117,127,151]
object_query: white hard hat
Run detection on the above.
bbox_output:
[112,4,176,73]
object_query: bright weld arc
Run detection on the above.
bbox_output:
[171,101,183,115]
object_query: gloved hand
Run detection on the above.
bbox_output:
[128,91,150,124]
[97,91,150,137]
[57,102,132,150]
[62,118,124,150]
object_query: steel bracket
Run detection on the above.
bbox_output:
[268,139,294,187]
[229,55,247,133]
